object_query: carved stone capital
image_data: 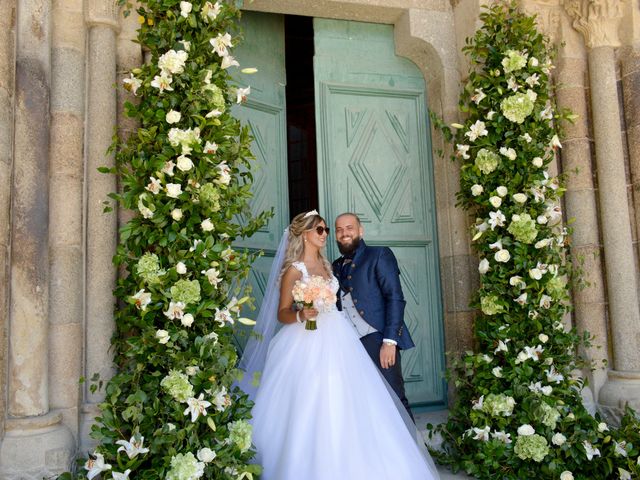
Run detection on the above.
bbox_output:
[563,0,625,48]
[522,0,562,44]
[86,0,120,30]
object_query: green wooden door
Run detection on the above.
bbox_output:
[233,12,288,345]
[314,19,446,408]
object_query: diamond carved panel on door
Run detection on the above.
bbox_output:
[315,19,445,408]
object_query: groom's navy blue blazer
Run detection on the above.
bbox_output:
[332,240,415,350]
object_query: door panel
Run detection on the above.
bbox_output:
[314,19,445,407]
[233,12,288,348]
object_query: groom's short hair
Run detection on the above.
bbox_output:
[336,212,362,226]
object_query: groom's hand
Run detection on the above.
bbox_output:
[380,343,397,369]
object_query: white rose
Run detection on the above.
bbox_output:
[176,262,187,274]
[539,333,549,343]
[560,472,573,480]
[176,155,193,172]
[552,433,567,446]
[165,110,181,124]
[512,193,527,204]
[496,186,508,197]
[529,268,543,280]
[541,385,553,395]
[478,258,490,274]
[529,56,539,67]
[471,184,484,196]
[598,422,609,432]
[201,218,215,232]
[495,249,511,263]
[532,156,543,168]
[181,313,194,327]
[489,196,502,208]
[180,1,193,17]
[185,365,199,376]
[197,447,217,463]
[517,424,535,436]
[166,183,183,198]
[537,215,548,225]
[156,329,170,344]
[171,208,183,221]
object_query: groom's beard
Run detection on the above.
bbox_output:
[337,235,361,256]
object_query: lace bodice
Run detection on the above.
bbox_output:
[291,261,340,296]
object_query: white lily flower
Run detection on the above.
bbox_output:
[221,247,235,262]
[583,440,601,460]
[189,239,203,252]
[492,430,512,443]
[487,110,496,120]
[525,73,540,87]
[210,32,233,57]
[132,289,152,310]
[150,72,174,93]
[515,293,528,305]
[471,395,484,410]
[550,134,562,149]
[236,86,251,104]
[614,440,628,457]
[471,88,486,104]
[201,1,222,22]
[507,76,519,92]
[145,176,162,195]
[211,385,232,412]
[469,426,491,441]
[619,468,631,480]
[204,141,219,154]
[457,144,470,159]
[540,101,553,120]
[112,470,132,480]
[215,307,234,326]
[184,394,212,422]
[488,210,506,230]
[84,452,112,480]
[164,301,186,320]
[546,365,564,383]
[509,275,525,288]
[202,268,222,287]
[161,160,176,176]
[123,74,142,95]
[494,339,509,353]
[116,435,149,459]
[465,120,488,142]
[221,55,240,69]
[499,147,517,160]
[492,366,503,377]
[205,109,223,118]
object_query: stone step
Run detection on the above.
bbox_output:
[414,410,474,479]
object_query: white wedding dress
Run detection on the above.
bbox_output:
[250,262,439,480]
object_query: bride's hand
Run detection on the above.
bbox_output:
[301,307,319,319]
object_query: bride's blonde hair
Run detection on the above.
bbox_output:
[280,211,332,277]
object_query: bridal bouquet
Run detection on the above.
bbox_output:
[292,276,336,330]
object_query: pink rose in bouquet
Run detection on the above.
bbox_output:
[291,275,336,330]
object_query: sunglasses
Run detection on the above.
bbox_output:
[311,226,330,236]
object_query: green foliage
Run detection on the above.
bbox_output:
[72,1,271,479]
[430,2,640,479]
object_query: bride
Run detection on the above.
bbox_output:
[237,210,440,480]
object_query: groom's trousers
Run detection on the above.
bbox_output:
[360,332,415,422]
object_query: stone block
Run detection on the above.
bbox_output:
[571,244,606,303]
[50,112,84,175]
[52,7,85,50]
[0,2,15,91]
[562,139,594,190]
[626,123,640,177]
[557,56,587,89]
[0,89,12,165]
[439,255,455,314]
[51,47,85,114]
[621,47,640,78]
[556,86,589,140]
[452,253,476,312]
[49,323,82,409]
[49,245,83,326]
[564,189,599,246]
[49,173,83,247]
[622,69,640,129]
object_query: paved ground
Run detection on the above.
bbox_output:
[415,410,473,479]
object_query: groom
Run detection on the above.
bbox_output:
[332,212,415,419]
